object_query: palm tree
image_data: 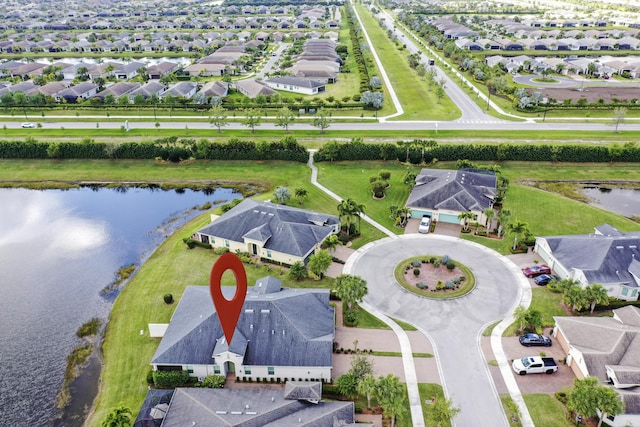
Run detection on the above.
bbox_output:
[497,209,511,237]
[507,219,529,251]
[457,211,476,232]
[483,208,495,232]
[584,284,609,313]
[348,199,366,235]
[323,234,341,255]
[294,187,308,205]
[337,200,352,236]
[563,286,587,312]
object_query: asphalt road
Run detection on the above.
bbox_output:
[347,235,522,427]
[10,118,640,132]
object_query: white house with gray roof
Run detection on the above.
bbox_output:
[153,382,361,426]
[265,76,326,95]
[150,278,334,383]
[535,224,640,301]
[196,199,339,266]
[406,169,497,225]
[554,306,640,426]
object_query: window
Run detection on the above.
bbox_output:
[225,239,230,248]
[268,367,275,375]
[622,287,629,296]
[244,367,251,375]
[266,250,272,258]
[214,365,221,374]
[632,289,638,298]
[187,365,194,374]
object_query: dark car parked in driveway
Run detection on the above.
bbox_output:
[534,274,560,286]
[522,265,551,277]
[519,333,552,347]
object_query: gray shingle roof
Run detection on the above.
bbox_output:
[160,387,356,427]
[555,307,640,413]
[265,76,325,89]
[198,199,339,258]
[151,281,334,368]
[284,381,322,402]
[541,227,640,286]
[406,169,497,212]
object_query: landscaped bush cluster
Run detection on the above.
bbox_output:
[314,140,640,163]
[196,375,225,388]
[0,136,308,162]
[345,6,371,93]
[152,370,191,388]
[182,238,212,250]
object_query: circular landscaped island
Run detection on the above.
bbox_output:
[394,255,476,299]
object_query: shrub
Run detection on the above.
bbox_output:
[146,370,154,385]
[417,281,427,289]
[164,294,174,304]
[433,260,441,268]
[555,391,568,404]
[199,375,225,388]
[413,268,420,276]
[152,370,190,388]
[446,262,456,270]
[429,257,437,264]
[344,309,358,326]
[436,281,444,290]
[412,260,421,267]
[441,255,451,264]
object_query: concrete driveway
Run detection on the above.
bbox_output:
[345,234,524,427]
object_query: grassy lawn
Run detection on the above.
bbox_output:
[418,383,452,427]
[355,6,460,121]
[523,394,572,427]
[316,160,420,234]
[504,288,568,336]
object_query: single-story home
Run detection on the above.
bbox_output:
[161,81,197,99]
[55,82,98,103]
[127,81,167,101]
[150,277,334,382]
[535,225,640,301]
[94,82,140,99]
[235,78,277,99]
[198,81,228,99]
[135,382,361,426]
[196,199,339,266]
[554,306,640,426]
[406,168,497,224]
[265,76,326,95]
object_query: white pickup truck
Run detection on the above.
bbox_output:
[512,356,558,375]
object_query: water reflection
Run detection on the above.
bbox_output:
[582,187,640,218]
[0,186,238,427]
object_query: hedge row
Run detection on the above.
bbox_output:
[345,6,371,93]
[0,136,309,162]
[313,140,640,163]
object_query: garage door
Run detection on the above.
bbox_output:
[411,210,431,219]
[438,213,461,224]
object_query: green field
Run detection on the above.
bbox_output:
[355,6,460,121]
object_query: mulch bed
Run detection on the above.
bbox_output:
[403,262,464,292]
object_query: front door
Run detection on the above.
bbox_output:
[251,243,257,255]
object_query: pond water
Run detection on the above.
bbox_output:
[0,186,238,427]
[582,186,640,218]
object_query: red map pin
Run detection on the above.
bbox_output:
[209,252,247,346]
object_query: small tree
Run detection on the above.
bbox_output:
[374,374,405,427]
[273,186,291,204]
[568,377,624,427]
[242,108,262,133]
[513,305,527,333]
[275,106,295,133]
[334,274,368,310]
[336,373,358,398]
[209,105,228,133]
[288,261,308,281]
[101,404,132,427]
[612,107,626,133]
[294,187,308,205]
[312,108,331,133]
[563,286,588,312]
[428,396,461,427]
[584,284,609,313]
[357,374,377,409]
[323,234,341,255]
[507,219,529,250]
[307,250,333,279]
